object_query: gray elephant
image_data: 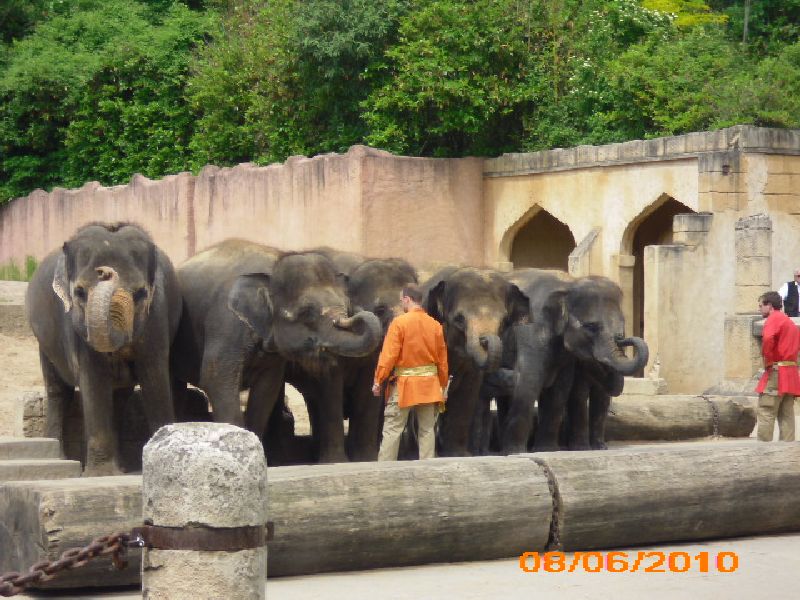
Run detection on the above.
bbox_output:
[26,223,181,475]
[422,267,523,456]
[285,252,417,461]
[171,240,382,463]
[492,270,647,452]
[562,276,649,449]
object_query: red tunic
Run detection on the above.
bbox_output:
[756,309,800,395]
[374,307,449,408]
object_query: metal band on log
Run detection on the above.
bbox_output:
[0,457,552,588]
[606,396,756,441]
[529,441,800,551]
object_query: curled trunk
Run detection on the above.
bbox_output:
[330,310,382,357]
[600,336,649,376]
[86,267,133,353]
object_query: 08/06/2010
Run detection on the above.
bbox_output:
[519,551,739,574]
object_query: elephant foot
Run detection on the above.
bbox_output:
[568,443,591,451]
[502,443,529,455]
[318,449,349,464]
[82,461,124,477]
[590,440,608,450]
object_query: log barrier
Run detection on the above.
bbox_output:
[1,440,799,590]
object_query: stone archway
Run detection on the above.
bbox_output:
[621,194,695,339]
[509,209,576,270]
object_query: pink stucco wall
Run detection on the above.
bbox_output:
[0,146,485,271]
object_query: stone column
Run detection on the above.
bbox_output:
[141,423,268,599]
[723,214,771,387]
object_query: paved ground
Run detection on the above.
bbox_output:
[15,532,800,599]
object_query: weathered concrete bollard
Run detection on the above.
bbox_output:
[141,423,268,599]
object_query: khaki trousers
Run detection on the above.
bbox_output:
[378,385,437,461]
[758,368,796,441]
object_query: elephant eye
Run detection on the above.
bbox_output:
[373,304,388,317]
[583,322,601,334]
[453,313,467,329]
[133,287,148,303]
[298,305,317,323]
[73,286,87,301]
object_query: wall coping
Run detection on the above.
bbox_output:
[484,126,800,178]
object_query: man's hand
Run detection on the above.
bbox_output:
[372,382,381,397]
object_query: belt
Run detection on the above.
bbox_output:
[773,361,798,367]
[394,365,438,377]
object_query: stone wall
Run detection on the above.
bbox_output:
[3,126,800,395]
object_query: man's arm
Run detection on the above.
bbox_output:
[762,318,778,367]
[373,320,402,391]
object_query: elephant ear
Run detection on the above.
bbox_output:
[146,241,158,288]
[51,249,72,313]
[424,280,447,323]
[543,288,569,336]
[505,284,530,327]
[228,273,273,341]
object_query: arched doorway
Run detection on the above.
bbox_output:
[626,196,695,339]
[510,209,576,270]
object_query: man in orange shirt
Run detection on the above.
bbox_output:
[372,284,449,460]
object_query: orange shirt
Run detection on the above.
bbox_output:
[374,306,449,408]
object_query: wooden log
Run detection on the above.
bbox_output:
[0,476,143,589]
[267,457,552,576]
[606,395,756,441]
[0,457,552,588]
[531,441,800,551]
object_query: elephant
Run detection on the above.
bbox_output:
[562,276,649,449]
[285,253,417,461]
[490,270,648,452]
[26,222,181,475]
[422,267,524,456]
[171,239,382,463]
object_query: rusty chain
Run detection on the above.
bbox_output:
[0,531,132,597]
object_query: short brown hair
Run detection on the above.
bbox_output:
[759,291,782,310]
[402,284,423,303]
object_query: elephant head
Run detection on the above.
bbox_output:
[228,252,382,367]
[426,267,523,372]
[51,223,157,353]
[563,276,649,383]
[346,258,419,338]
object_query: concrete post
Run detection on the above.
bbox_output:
[141,423,268,599]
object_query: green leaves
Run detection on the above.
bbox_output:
[1,0,799,204]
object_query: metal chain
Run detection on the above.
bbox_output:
[0,531,131,597]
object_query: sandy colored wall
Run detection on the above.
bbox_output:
[360,153,484,270]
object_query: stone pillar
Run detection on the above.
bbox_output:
[723,214,771,388]
[141,423,268,599]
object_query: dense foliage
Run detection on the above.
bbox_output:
[1,0,798,202]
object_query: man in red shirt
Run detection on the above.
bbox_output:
[755,291,800,441]
[372,284,449,460]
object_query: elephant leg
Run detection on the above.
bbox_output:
[589,385,611,450]
[346,367,382,462]
[244,359,286,437]
[39,350,72,456]
[315,367,348,463]
[198,341,245,427]
[469,387,492,456]
[137,351,177,436]
[77,352,120,476]
[567,374,591,450]
[439,368,481,457]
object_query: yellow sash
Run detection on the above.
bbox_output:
[394,364,438,377]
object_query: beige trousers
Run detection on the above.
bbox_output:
[757,369,796,441]
[378,385,437,461]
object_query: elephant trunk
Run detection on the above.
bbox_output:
[467,333,502,371]
[600,335,649,376]
[86,267,133,353]
[330,310,382,357]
